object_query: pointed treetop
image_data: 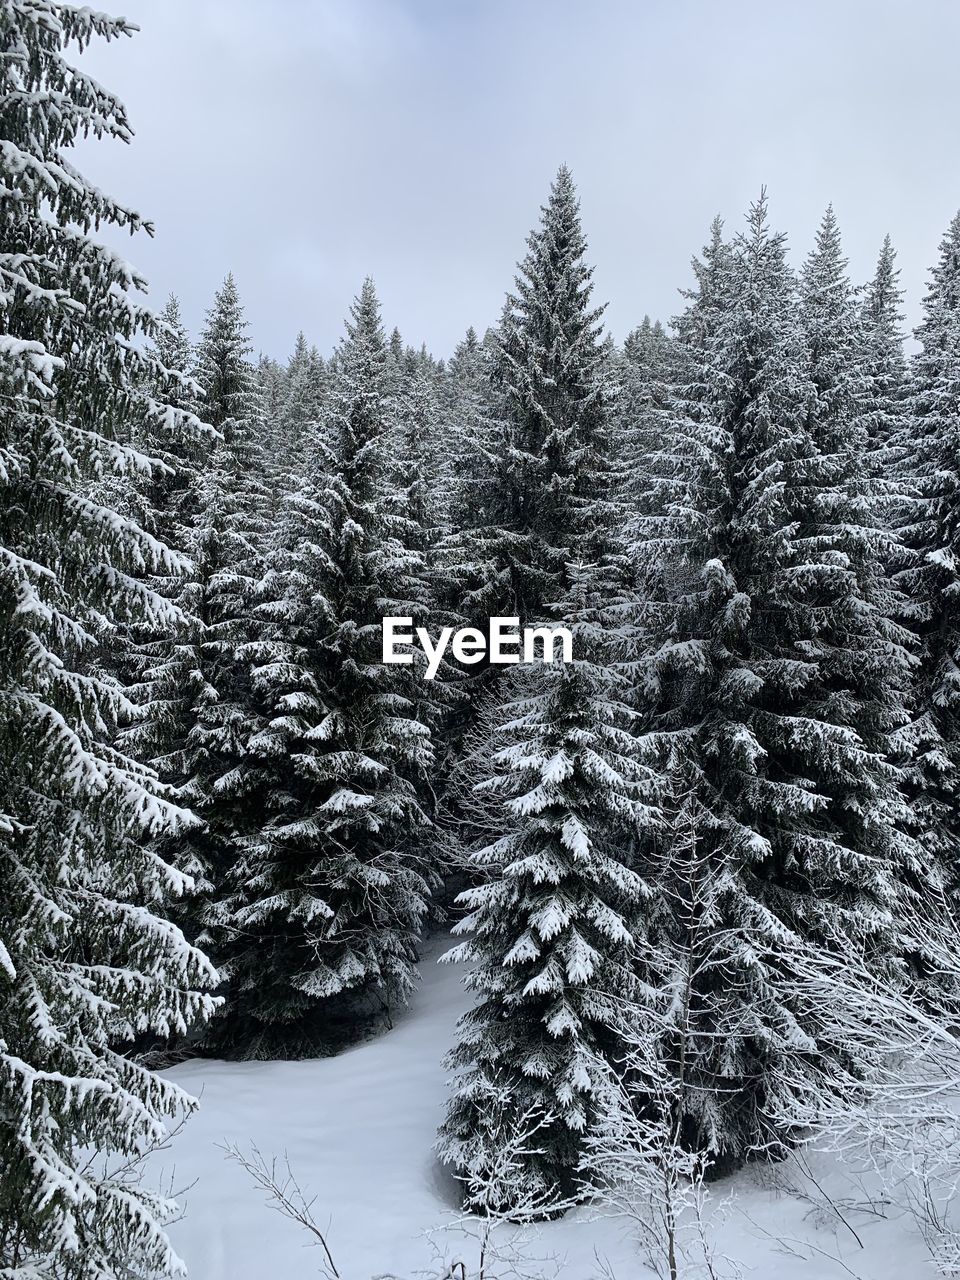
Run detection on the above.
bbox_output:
[202,272,248,335]
[674,215,734,348]
[551,162,575,198]
[159,292,184,328]
[698,215,727,270]
[213,271,241,313]
[685,214,727,285]
[290,330,310,362]
[863,234,904,329]
[507,165,606,354]
[153,293,191,373]
[196,273,255,431]
[923,210,960,317]
[803,204,849,283]
[800,208,854,345]
[733,191,794,292]
[345,276,386,349]
[524,164,591,278]
[744,186,771,245]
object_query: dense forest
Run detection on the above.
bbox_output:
[6,5,960,1279]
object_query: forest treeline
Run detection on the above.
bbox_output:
[6,6,960,1277]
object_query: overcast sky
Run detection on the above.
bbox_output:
[77,0,960,362]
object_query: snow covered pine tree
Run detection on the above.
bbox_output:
[628,196,920,1171]
[441,166,615,840]
[437,170,657,1215]
[437,553,655,1216]
[204,280,436,1058]
[612,314,675,513]
[184,276,272,926]
[449,165,609,629]
[897,212,960,894]
[860,235,909,451]
[0,6,219,1278]
[120,293,217,921]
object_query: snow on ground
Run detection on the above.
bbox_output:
[154,934,940,1279]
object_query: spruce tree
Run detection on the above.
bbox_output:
[127,277,269,939]
[275,330,325,469]
[193,274,253,434]
[189,274,271,809]
[441,328,500,534]
[440,168,616,841]
[205,280,436,1057]
[154,296,194,395]
[800,206,869,453]
[120,292,214,903]
[614,315,675,510]
[861,235,908,450]
[438,327,505,638]
[673,215,732,350]
[438,179,640,1205]
[134,294,207,541]
[437,555,653,1214]
[858,237,911,591]
[458,166,610,626]
[897,213,960,883]
[0,7,218,1275]
[629,196,919,1168]
[392,344,445,544]
[387,341,465,772]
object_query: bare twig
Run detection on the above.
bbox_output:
[220,1141,341,1279]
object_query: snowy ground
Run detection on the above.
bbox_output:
[154,935,940,1279]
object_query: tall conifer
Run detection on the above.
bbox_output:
[205,281,436,1057]
[627,197,919,1167]
[0,8,218,1275]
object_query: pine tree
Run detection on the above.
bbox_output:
[189,274,271,797]
[0,7,218,1275]
[391,344,445,544]
[154,295,194,396]
[665,215,731,499]
[673,215,732,350]
[614,315,675,510]
[193,274,251,433]
[438,328,505,634]
[120,293,213,902]
[798,207,912,773]
[386,340,467,772]
[204,280,436,1057]
[897,213,960,883]
[438,184,641,1205]
[861,235,908,450]
[800,206,869,452]
[135,294,207,540]
[439,168,617,842]
[122,291,204,686]
[437,556,653,1214]
[458,166,610,626]
[277,330,325,465]
[389,324,404,364]
[858,237,911,602]
[628,196,919,1169]
[127,278,269,941]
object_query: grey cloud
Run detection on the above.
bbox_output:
[77,0,960,359]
